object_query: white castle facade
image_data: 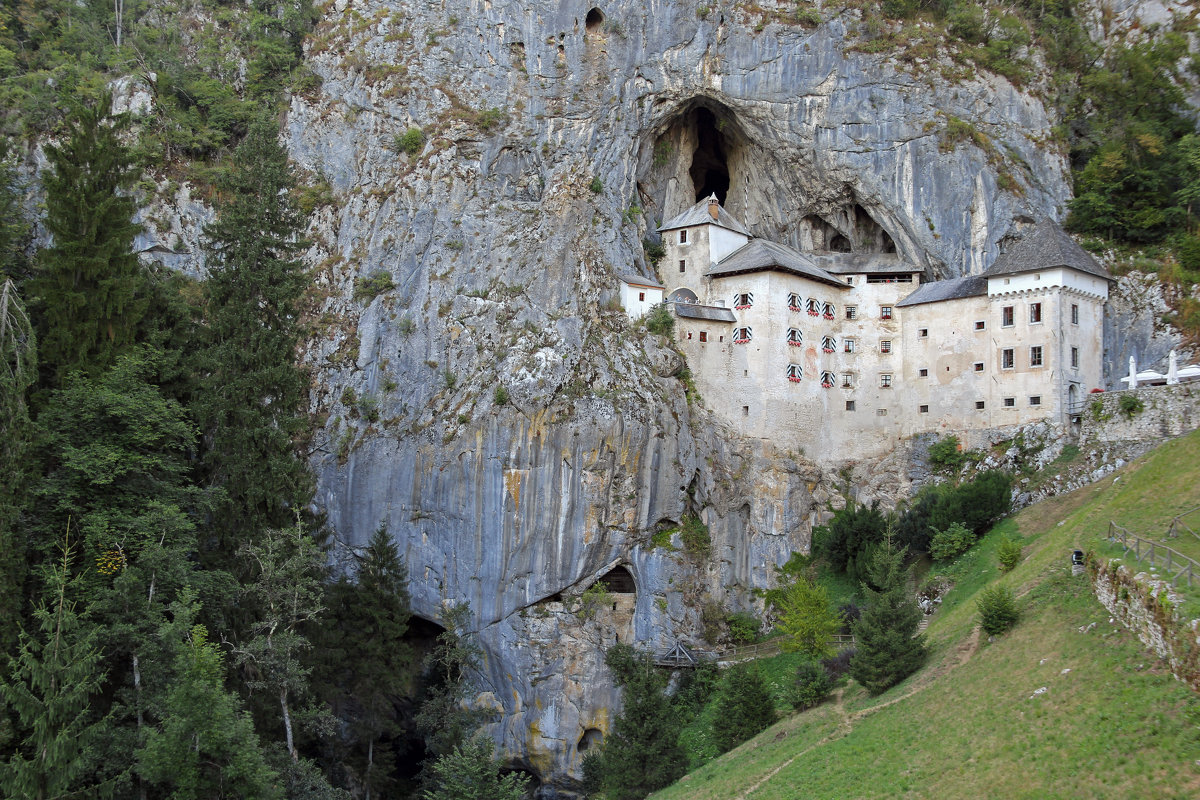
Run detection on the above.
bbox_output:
[621,196,1112,459]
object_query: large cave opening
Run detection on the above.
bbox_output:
[688,107,731,204]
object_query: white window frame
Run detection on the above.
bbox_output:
[844,338,856,354]
[1002,348,1015,370]
[733,327,753,344]
[1002,305,1014,327]
[845,305,858,320]
[1030,345,1043,368]
[880,306,893,320]
[1071,346,1079,369]
[880,339,892,354]
[1071,303,1079,325]
[880,373,893,388]
[679,229,688,244]
[1030,302,1042,324]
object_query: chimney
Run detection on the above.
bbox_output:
[707,193,719,221]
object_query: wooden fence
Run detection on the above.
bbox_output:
[653,634,855,668]
[1108,521,1199,589]
[1165,506,1200,542]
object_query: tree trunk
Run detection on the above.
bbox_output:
[281,690,296,761]
[365,737,374,800]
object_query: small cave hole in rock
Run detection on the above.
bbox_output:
[577,728,605,753]
[499,767,541,797]
[689,107,731,203]
[599,565,636,594]
[829,233,851,252]
[585,8,604,32]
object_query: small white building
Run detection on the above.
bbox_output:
[618,273,665,319]
[638,198,1112,459]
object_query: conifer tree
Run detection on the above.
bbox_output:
[421,737,529,800]
[194,116,312,558]
[30,94,146,384]
[850,542,927,696]
[0,536,111,799]
[712,664,777,753]
[0,278,35,652]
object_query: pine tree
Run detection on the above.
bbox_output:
[137,614,282,800]
[850,543,927,696]
[421,737,528,800]
[589,645,687,800]
[0,278,36,653]
[194,116,312,560]
[0,536,112,800]
[712,664,777,753]
[30,94,146,385]
[323,526,413,800]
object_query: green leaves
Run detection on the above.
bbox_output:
[777,577,842,660]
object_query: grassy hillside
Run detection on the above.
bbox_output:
[652,429,1200,800]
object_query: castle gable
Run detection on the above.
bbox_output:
[658,194,752,236]
[705,239,849,290]
[987,219,1112,281]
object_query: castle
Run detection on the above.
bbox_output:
[621,195,1112,458]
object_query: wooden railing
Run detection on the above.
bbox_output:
[1108,521,1199,589]
[1165,506,1200,542]
[652,633,855,668]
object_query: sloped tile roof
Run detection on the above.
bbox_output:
[705,239,850,290]
[986,219,1112,280]
[658,194,752,236]
[673,303,737,322]
[809,252,922,275]
[896,274,988,307]
[618,272,665,289]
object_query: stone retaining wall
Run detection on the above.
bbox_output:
[1080,383,1200,444]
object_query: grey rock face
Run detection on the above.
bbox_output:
[288,2,1077,790]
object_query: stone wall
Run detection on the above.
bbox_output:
[1079,383,1200,444]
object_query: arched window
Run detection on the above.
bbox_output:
[667,287,697,304]
[786,364,803,383]
[806,298,820,316]
[820,371,836,388]
[786,328,803,346]
[823,302,836,320]
[733,327,752,344]
[821,335,836,353]
[733,292,753,310]
[599,565,636,594]
[787,292,803,312]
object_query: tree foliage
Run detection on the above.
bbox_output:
[812,499,888,585]
[776,576,842,659]
[420,737,528,800]
[850,544,927,696]
[712,664,777,753]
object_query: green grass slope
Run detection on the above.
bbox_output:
[652,430,1200,800]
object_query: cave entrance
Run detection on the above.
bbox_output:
[577,727,605,753]
[599,565,636,594]
[689,107,731,204]
[585,7,604,33]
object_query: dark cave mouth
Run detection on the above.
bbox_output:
[689,106,731,203]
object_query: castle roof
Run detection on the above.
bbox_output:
[673,303,737,322]
[986,219,1112,281]
[896,274,987,307]
[618,272,665,289]
[705,239,850,289]
[658,195,752,236]
[809,252,922,275]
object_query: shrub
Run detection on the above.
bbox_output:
[712,665,776,752]
[680,514,710,558]
[977,585,1019,635]
[493,384,509,406]
[1119,394,1145,418]
[997,536,1023,573]
[589,176,603,193]
[357,392,380,423]
[642,236,665,266]
[475,108,508,132]
[394,126,424,155]
[930,522,974,562]
[928,434,965,471]
[821,648,855,682]
[791,660,834,710]
[644,303,674,336]
[726,611,760,645]
[578,580,613,620]
[353,271,395,301]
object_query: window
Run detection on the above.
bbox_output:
[974,320,986,331]
[841,373,855,388]
[880,373,893,388]
[845,305,858,320]
[679,259,686,273]
[806,298,821,316]
[1030,345,1043,367]
[821,335,836,353]
[820,371,836,388]
[880,306,893,320]
[823,302,835,320]
[867,274,914,283]
[919,404,929,413]
[638,291,645,301]
[686,332,692,340]
[1002,348,1015,370]
[975,401,985,410]
[973,362,984,372]
[844,338,856,353]
[1071,303,1079,325]
[699,331,707,343]
[743,405,750,416]
[679,229,688,244]
[876,408,888,416]
[733,327,752,344]
[846,401,856,411]
[787,292,803,312]
[786,328,803,346]
[786,364,803,383]
[1003,397,1015,407]
[880,339,892,354]
[733,292,753,310]
[918,328,928,338]
[1029,395,1042,406]
[1030,302,1042,323]
[1002,306,1014,327]
[919,368,928,377]
[1071,346,1079,368]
